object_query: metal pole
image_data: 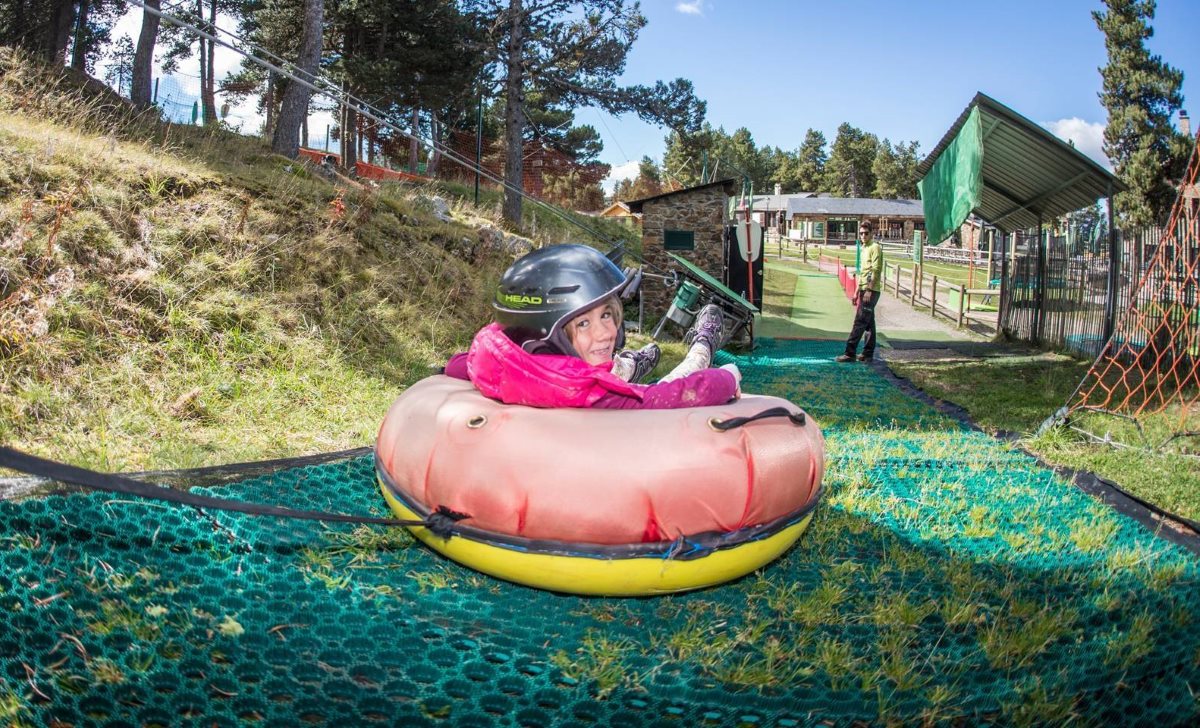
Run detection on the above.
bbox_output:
[743,180,755,307]
[1104,184,1119,342]
[474,90,484,205]
[1034,213,1045,343]
[999,231,1012,333]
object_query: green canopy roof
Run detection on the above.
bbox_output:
[917,93,1125,244]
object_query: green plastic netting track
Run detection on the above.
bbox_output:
[2,339,1198,726]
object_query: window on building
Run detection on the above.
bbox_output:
[664,230,695,250]
[827,218,857,242]
[812,221,825,239]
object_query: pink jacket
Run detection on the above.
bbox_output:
[445,323,737,410]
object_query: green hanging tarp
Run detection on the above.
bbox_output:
[917,106,983,245]
[917,93,1122,239]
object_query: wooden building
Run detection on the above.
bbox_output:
[595,201,641,227]
[784,197,925,244]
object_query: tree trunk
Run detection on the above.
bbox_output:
[70,0,88,69]
[46,0,75,64]
[130,0,160,107]
[409,106,420,174]
[501,0,526,225]
[195,0,207,121]
[202,0,218,125]
[271,0,324,157]
[343,103,358,172]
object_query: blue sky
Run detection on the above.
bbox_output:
[591,0,1200,190]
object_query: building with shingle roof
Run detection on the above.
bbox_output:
[783,197,926,243]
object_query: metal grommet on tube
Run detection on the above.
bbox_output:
[466,415,487,429]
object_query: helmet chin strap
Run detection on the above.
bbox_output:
[524,337,573,358]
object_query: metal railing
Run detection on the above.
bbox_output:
[999,228,1169,357]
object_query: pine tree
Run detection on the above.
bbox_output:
[1094,0,1187,226]
[822,123,878,197]
[769,149,802,193]
[485,0,705,224]
[793,129,827,193]
[628,156,663,199]
[103,34,135,96]
[872,139,920,199]
[661,125,719,188]
[725,127,772,191]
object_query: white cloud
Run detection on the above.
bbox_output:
[603,160,641,192]
[675,1,704,15]
[1042,118,1110,170]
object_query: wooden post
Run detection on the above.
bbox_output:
[910,266,918,306]
[931,275,939,318]
[895,265,901,297]
[956,285,965,328]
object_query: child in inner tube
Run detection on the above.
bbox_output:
[444,243,741,409]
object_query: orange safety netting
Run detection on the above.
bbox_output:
[1067,135,1200,420]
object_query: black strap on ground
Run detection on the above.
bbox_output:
[0,446,465,529]
[711,406,806,431]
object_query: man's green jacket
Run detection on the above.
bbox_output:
[857,241,883,292]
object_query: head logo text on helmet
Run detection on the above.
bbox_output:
[498,293,544,309]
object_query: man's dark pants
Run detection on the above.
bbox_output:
[844,289,879,359]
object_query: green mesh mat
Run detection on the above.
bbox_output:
[2,339,1198,726]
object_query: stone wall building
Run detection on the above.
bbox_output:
[627,179,737,315]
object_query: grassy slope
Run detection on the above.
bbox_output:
[0,49,633,471]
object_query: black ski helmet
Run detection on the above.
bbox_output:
[494,244,633,356]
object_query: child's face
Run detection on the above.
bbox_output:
[566,303,619,366]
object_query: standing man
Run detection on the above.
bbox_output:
[836,221,883,362]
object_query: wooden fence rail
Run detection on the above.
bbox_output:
[883,262,1000,333]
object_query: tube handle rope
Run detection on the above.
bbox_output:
[710,406,806,431]
[0,446,469,533]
